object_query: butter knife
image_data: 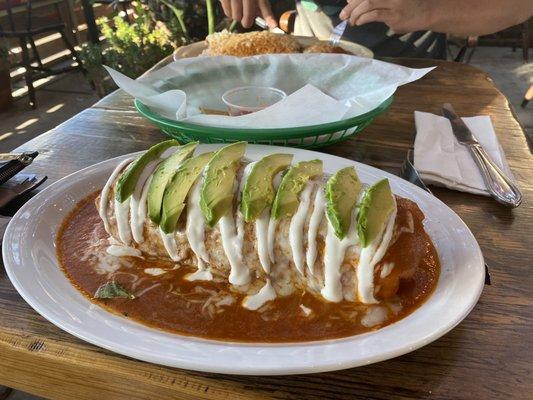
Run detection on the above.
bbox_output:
[254,17,286,34]
[442,103,522,208]
[329,20,347,46]
[0,173,47,209]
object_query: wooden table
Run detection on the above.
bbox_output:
[1,58,532,400]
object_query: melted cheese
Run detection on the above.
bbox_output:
[144,268,167,276]
[300,304,313,317]
[106,244,142,258]
[361,306,388,327]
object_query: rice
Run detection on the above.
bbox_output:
[204,30,301,56]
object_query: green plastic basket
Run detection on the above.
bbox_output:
[134,95,394,149]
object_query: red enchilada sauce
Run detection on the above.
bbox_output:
[57,192,439,343]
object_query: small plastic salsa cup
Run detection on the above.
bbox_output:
[222,86,287,116]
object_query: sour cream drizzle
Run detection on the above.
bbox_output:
[267,219,278,263]
[289,182,314,275]
[242,279,276,310]
[357,209,397,304]
[218,162,253,286]
[380,262,395,278]
[159,227,181,261]
[99,158,133,233]
[185,176,212,280]
[306,186,326,275]
[106,244,142,258]
[130,163,159,244]
[185,260,213,281]
[321,208,359,302]
[255,209,271,273]
[114,197,132,245]
[267,171,284,264]
[219,213,249,285]
[113,146,179,247]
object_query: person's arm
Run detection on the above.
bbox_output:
[219,0,278,29]
[339,0,533,36]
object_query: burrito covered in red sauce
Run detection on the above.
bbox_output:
[57,141,440,342]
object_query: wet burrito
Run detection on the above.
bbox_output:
[97,141,423,310]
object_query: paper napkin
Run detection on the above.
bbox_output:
[414,111,516,195]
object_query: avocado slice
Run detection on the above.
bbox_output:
[325,167,362,239]
[115,140,180,203]
[240,154,293,223]
[159,151,214,233]
[271,160,323,220]
[200,142,247,227]
[357,179,396,247]
[147,142,198,224]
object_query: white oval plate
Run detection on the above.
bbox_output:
[3,144,484,375]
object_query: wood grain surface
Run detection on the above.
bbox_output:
[1,57,532,400]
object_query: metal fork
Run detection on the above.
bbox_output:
[0,152,38,185]
[329,20,348,46]
[400,150,491,285]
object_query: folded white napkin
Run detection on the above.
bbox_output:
[414,111,515,196]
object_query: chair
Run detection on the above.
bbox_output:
[521,85,532,108]
[451,36,479,63]
[0,0,85,108]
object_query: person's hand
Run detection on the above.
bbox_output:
[339,0,432,33]
[219,0,278,29]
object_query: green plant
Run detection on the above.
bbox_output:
[78,42,112,97]
[79,0,238,96]
[142,0,229,42]
[98,2,175,78]
[79,2,178,95]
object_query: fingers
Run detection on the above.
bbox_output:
[231,0,243,22]
[220,0,231,18]
[258,0,278,28]
[355,9,391,25]
[340,0,390,26]
[220,0,277,30]
[339,0,364,20]
[241,0,257,28]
